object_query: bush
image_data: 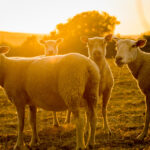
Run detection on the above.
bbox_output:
[46,10,120,57]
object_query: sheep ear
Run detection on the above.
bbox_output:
[136,39,147,48]
[39,40,45,44]
[0,46,10,54]
[80,36,88,43]
[56,38,64,45]
[104,34,113,42]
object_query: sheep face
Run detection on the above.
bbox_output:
[40,38,63,56]
[81,34,112,61]
[115,39,147,67]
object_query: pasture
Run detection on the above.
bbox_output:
[0,59,149,150]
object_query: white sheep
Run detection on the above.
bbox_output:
[40,38,63,56]
[0,46,100,150]
[80,34,114,134]
[40,38,64,127]
[115,38,149,141]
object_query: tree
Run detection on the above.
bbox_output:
[48,10,120,57]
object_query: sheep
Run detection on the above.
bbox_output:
[40,38,63,56]
[0,46,100,150]
[40,38,64,127]
[80,34,114,134]
[114,37,150,141]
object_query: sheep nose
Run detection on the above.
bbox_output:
[93,51,101,58]
[115,56,123,66]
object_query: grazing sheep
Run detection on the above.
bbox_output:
[115,38,150,140]
[80,34,114,134]
[40,38,64,127]
[0,46,100,150]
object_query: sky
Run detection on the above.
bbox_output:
[0,0,150,35]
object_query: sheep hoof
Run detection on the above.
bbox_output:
[13,145,20,150]
[24,145,32,150]
[76,148,86,150]
[105,129,112,136]
[104,126,112,136]
[64,120,70,124]
[86,144,95,149]
[29,140,40,148]
[136,133,146,141]
[53,124,60,127]
[14,145,30,150]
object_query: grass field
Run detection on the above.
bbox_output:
[0,31,44,46]
[0,59,149,150]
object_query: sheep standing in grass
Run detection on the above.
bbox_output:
[0,46,100,150]
[115,38,150,140]
[40,38,64,127]
[80,34,114,134]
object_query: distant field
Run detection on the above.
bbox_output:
[0,31,45,46]
[0,59,149,150]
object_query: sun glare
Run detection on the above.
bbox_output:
[0,0,149,35]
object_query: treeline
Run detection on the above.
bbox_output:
[44,10,119,58]
[1,10,150,58]
[0,11,119,58]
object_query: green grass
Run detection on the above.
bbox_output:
[0,59,149,150]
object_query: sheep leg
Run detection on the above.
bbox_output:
[53,112,59,127]
[86,107,97,149]
[72,110,85,150]
[102,88,111,135]
[85,112,90,134]
[137,94,150,140]
[14,105,25,150]
[64,110,71,124]
[84,112,90,145]
[29,106,39,147]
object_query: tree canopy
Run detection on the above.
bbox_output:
[44,10,120,57]
[5,10,120,58]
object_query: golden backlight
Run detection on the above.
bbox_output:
[0,0,150,35]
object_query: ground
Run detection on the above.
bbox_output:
[0,59,150,150]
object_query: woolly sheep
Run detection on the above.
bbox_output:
[40,38,63,56]
[115,38,149,141]
[80,34,114,134]
[0,46,100,150]
[40,38,64,127]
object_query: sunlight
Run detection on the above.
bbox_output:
[1,1,150,149]
[0,0,150,35]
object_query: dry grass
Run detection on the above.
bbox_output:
[0,59,149,150]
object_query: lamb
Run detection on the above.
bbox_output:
[115,38,149,141]
[40,38,64,127]
[0,46,100,150]
[80,34,114,134]
[40,38,63,56]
